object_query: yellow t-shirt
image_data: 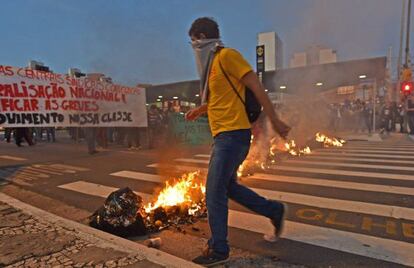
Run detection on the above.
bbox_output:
[207,48,252,137]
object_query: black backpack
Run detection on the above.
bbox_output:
[218,59,262,123]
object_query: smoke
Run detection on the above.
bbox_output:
[285,0,400,62]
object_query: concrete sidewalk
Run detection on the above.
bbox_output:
[0,192,200,268]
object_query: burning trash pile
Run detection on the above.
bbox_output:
[89,171,206,237]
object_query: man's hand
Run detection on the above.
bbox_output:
[185,104,207,121]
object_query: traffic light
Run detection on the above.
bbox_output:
[401,81,413,95]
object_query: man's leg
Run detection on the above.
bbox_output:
[205,130,250,255]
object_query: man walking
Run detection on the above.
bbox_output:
[186,17,290,266]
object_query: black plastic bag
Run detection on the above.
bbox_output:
[89,187,147,237]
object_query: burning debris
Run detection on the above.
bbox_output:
[315,132,346,147]
[237,132,346,177]
[89,172,207,237]
[284,140,312,156]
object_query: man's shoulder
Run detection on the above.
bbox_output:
[220,47,242,57]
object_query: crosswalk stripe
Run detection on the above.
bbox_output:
[110,171,164,183]
[24,166,62,175]
[250,173,414,196]
[32,164,76,174]
[147,163,207,173]
[0,155,27,161]
[283,160,414,171]
[14,169,49,178]
[195,154,210,158]
[314,152,414,160]
[56,180,414,266]
[250,187,414,220]
[299,156,414,165]
[57,181,153,203]
[229,210,414,267]
[317,149,414,155]
[50,164,89,172]
[175,158,209,164]
[269,165,414,182]
[103,171,414,220]
[343,146,414,151]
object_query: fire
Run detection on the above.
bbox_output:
[284,140,311,156]
[144,171,205,215]
[315,132,346,147]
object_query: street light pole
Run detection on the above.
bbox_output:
[406,0,412,66]
[373,79,377,132]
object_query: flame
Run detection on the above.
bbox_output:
[144,171,205,214]
[315,133,346,147]
[284,140,311,156]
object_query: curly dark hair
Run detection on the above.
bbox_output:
[188,17,220,39]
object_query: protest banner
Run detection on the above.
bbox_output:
[0,65,147,127]
[169,113,212,145]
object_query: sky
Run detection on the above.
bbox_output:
[0,0,409,86]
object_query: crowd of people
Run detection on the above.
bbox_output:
[328,98,412,135]
[2,127,55,147]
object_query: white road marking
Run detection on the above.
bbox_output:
[316,149,414,155]
[283,160,414,171]
[57,181,153,203]
[299,156,414,165]
[250,173,414,196]
[0,155,27,161]
[147,163,208,173]
[313,151,414,159]
[175,158,209,164]
[343,146,414,151]
[50,164,89,172]
[269,165,414,181]
[110,171,166,183]
[229,210,414,267]
[56,180,414,267]
[195,154,210,158]
[249,187,414,220]
[25,166,62,175]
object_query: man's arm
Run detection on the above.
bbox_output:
[241,71,290,138]
[185,104,207,121]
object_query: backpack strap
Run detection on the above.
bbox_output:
[217,52,246,107]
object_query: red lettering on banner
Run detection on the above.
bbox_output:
[0,99,39,112]
[0,65,14,76]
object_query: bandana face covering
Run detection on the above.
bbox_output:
[191,38,224,104]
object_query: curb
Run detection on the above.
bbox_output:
[0,192,201,268]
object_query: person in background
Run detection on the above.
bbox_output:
[46,127,56,142]
[407,92,414,136]
[15,128,34,147]
[185,17,290,266]
[84,127,98,154]
[380,102,392,135]
[147,105,163,148]
[4,128,12,143]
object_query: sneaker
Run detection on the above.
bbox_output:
[192,248,229,267]
[264,203,286,242]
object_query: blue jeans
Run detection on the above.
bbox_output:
[206,129,283,254]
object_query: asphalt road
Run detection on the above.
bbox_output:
[1,132,413,267]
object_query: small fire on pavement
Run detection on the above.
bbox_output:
[237,132,346,177]
[141,171,206,231]
[315,132,346,147]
